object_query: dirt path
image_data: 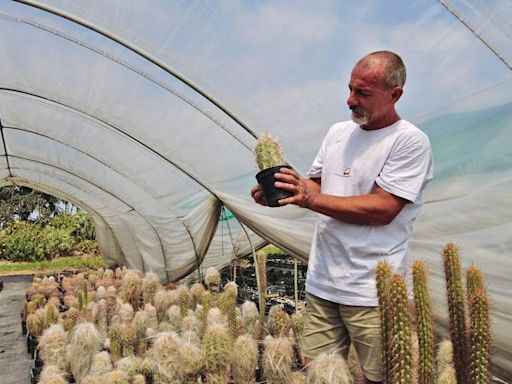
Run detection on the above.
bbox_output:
[0,275,33,384]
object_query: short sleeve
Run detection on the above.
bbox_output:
[306,125,337,179]
[376,131,434,203]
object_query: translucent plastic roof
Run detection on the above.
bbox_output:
[0,0,511,376]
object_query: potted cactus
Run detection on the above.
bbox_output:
[255,134,293,207]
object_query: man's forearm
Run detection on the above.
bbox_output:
[306,187,407,225]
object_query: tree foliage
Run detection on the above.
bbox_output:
[0,186,98,262]
[0,186,61,225]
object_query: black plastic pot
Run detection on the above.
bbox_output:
[256,165,294,207]
[30,367,42,384]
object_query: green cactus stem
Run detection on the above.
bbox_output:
[267,305,291,338]
[256,250,267,337]
[376,260,392,384]
[231,334,259,384]
[412,260,435,384]
[202,324,231,384]
[468,289,491,384]
[255,134,286,171]
[109,323,123,362]
[389,273,414,384]
[442,243,468,384]
[466,265,485,303]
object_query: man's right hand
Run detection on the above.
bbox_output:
[251,184,268,206]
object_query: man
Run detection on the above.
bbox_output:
[251,51,433,383]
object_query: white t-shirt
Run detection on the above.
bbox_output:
[306,119,434,306]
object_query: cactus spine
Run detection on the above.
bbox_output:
[412,260,435,384]
[255,134,286,170]
[442,243,468,384]
[376,260,392,384]
[389,273,414,384]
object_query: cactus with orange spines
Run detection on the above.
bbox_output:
[442,243,468,384]
[412,260,435,384]
[466,265,485,303]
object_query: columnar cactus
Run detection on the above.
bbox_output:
[468,289,491,384]
[438,367,457,384]
[190,282,206,309]
[389,273,414,384]
[132,310,149,355]
[437,339,454,376]
[109,323,123,362]
[376,260,392,384]
[306,351,353,384]
[256,250,268,334]
[255,134,286,171]
[442,243,468,384]
[263,337,294,384]
[205,267,221,293]
[220,282,238,341]
[68,322,102,382]
[121,271,142,310]
[141,272,161,306]
[122,324,136,357]
[291,311,304,365]
[119,302,135,324]
[412,260,435,384]
[466,265,484,302]
[202,324,231,384]
[38,324,68,371]
[177,285,191,318]
[231,334,259,384]
[89,350,113,376]
[267,305,291,338]
[241,300,259,337]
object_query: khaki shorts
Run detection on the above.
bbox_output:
[302,292,383,382]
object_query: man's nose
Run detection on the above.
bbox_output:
[347,92,357,107]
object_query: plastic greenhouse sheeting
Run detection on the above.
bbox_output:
[0,0,511,378]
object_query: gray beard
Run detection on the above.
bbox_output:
[351,112,368,126]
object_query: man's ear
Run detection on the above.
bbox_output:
[391,87,403,103]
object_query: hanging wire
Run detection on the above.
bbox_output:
[438,0,511,70]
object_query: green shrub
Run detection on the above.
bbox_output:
[0,212,98,262]
[0,221,46,261]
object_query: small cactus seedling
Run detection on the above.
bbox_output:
[202,324,231,384]
[109,323,123,362]
[142,272,161,306]
[68,322,102,382]
[205,267,221,292]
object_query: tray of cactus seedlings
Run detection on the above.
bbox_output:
[254,134,294,207]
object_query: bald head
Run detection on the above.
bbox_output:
[356,51,406,89]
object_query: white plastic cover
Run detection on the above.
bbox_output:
[0,0,511,377]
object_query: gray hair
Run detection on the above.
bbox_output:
[367,51,406,88]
